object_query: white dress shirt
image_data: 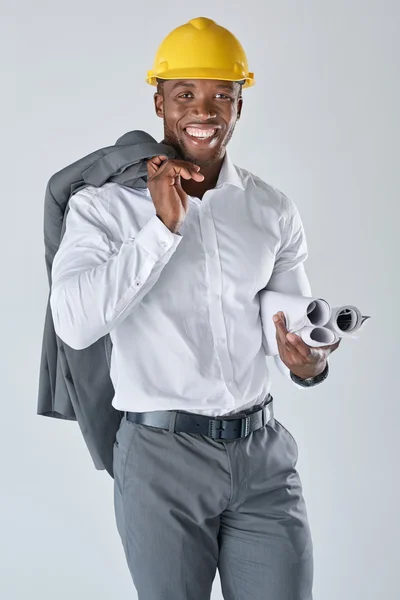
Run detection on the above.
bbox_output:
[50,151,321,417]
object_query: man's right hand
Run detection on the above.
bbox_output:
[146,156,204,233]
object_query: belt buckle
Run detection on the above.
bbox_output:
[209,415,250,440]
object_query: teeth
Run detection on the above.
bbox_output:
[186,127,216,139]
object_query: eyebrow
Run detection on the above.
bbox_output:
[169,81,236,92]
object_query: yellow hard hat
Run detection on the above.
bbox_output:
[146,17,255,88]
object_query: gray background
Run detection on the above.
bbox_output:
[1,1,398,598]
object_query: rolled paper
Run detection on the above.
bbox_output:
[296,326,339,347]
[259,290,370,356]
[325,306,371,339]
[259,290,332,355]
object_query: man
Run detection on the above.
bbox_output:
[50,17,340,600]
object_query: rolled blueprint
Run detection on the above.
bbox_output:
[259,290,371,356]
[324,305,370,338]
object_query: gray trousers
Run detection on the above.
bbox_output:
[113,408,313,600]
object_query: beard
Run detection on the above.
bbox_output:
[162,122,237,167]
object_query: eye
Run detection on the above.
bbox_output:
[178,93,193,99]
[215,94,233,100]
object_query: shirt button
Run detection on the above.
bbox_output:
[160,241,168,248]
[208,250,215,257]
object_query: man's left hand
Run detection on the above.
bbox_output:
[273,311,341,379]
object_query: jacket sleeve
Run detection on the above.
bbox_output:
[50,190,182,350]
[264,193,329,389]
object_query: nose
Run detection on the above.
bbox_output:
[189,97,217,120]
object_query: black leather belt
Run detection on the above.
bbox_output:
[125,393,274,441]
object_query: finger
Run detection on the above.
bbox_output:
[273,311,287,331]
[274,322,288,350]
[152,159,205,183]
[147,154,168,169]
[164,166,193,183]
[169,162,204,182]
[285,332,312,360]
[274,312,312,358]
[276,328,306,367]
[274,315,296,355]
[274,312,310,363]
[152,154,168,164]
[273,313,290,344]
[153,160,192,182]
[147,155,168,176]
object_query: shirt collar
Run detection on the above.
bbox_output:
[215,151,245,191]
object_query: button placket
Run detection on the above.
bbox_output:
[199,202,236,393]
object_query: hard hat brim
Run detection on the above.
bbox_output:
[146,68,255,88]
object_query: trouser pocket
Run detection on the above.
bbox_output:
[274,418,299,458]
[113,417,139,496]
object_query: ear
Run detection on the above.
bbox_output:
[236,96,243,120]
[154,93,164,119]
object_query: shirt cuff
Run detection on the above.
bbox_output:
[133,214,182,261]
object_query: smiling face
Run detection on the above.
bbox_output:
[154,79,243,167]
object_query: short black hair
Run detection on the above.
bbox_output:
[156,77,243,99]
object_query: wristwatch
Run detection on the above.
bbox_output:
[290,361,329,387]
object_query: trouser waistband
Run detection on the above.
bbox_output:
[125,393,274,441]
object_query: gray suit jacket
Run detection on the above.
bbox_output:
[37,130,176,477]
